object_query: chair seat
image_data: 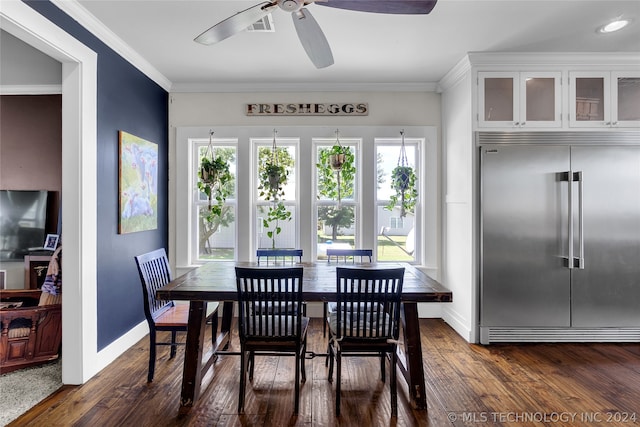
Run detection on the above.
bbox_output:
[253,301,302,315]
[326,301,382,313]
[244,315,309,338]
[154,302,218,328]
[328,311,392,337]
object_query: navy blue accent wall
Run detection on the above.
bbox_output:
[25,1,169,351]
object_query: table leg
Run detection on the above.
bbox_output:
[179,300,207,414]
[220,301,234,350]
[399,302,428,410]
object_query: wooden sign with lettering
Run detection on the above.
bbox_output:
[246,103,368,116]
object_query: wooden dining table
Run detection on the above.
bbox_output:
[156,261,452,414]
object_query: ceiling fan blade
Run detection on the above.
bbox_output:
[195,1,278,45]
[292,8,334,69]
[316,0,437,14]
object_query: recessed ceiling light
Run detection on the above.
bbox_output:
[598,19,630,33]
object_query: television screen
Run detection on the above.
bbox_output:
[0,190,48,261]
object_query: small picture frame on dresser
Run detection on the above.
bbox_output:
[44,234,59,251]
[24,256,51,289]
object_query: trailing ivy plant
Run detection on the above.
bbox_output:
[259,161,288,201]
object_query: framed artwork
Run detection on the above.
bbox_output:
[118,131,158,234]
[44,234,59,250]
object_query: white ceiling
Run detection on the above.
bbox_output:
[69,0,640,91]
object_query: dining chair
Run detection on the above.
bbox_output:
[323,248,373,337]
[235,267,308,414]
[135,248,219,382]
[327,267,405,417]
[256,248,306,316]
[256,248,303,265]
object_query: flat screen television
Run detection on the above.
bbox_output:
[0,190,54,261]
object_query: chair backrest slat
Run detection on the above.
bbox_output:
[236,267,304,341]
[335,267,404,341]
[256,249,303,265]
[326,248,373,264]
[135,249,174,323]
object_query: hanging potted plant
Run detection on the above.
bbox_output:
[259,131,289,202]
[197,131,232,223]
[385,130,418,218]
[258,130,293,248]
[316,129,355,207]
[262,162,287,200]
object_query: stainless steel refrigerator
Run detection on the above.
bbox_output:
[479,132,640,344]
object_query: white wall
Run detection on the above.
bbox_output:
[440,62,477,342]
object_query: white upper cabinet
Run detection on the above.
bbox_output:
[478,71,561,128]
[570,71,640,128]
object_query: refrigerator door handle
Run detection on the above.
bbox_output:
[567,171,574,269]
[574,171,585,269]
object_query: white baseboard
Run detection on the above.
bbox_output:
[93,321,149,376]
[442,306,473,342]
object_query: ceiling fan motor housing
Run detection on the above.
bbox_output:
[278,0,304,12]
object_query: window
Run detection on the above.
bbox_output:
[390,216,404,229]
[193,139,236,261]
[254,138,298,249]
[376,139,420,262]
[314,138,360,260]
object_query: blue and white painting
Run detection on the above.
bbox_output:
[118,131,158,234]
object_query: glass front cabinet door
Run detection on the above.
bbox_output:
[478,72,561,128]
[570,71,640,128]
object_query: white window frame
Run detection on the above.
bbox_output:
[252,137,300,251]
[191,138,237,263]
[375,136,422,263]
[313,137,362,260]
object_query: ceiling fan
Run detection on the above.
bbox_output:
[194,0,437,69]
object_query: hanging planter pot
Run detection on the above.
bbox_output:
[266,163,286,192]
[329,151,346,170]
[392,166,413,191]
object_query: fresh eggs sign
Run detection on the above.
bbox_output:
[246,103,368,116]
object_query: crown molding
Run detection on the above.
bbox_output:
[437,55,472,93]
[170,81,438,93]
[51,0,172,92]
[0,84,62,95]
[466,51,640,68]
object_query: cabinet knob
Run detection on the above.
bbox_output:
[520,122,526,126]
[514,122,520,126]
[612,121,618,126]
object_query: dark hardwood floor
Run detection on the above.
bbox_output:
[11,319,640,426]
